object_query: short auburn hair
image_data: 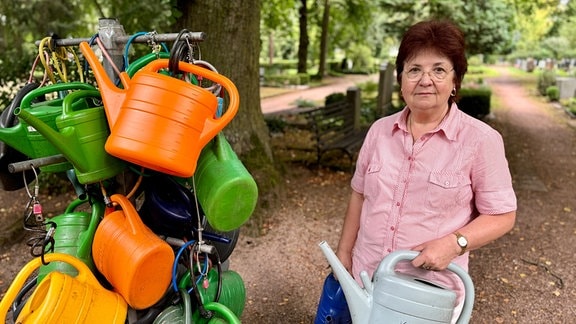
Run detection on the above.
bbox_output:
[395,20,468,103]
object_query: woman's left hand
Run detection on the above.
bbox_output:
[410,235,460,271]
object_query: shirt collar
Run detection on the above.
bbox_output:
[392,103,460,141]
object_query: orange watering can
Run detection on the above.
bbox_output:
[92,193,175,309]
[79,42,239,177]
[0,253,127,324]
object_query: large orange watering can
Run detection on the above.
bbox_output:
[0,253,127,324]
[79,42,239,177]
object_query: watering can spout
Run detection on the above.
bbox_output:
[14,108,84,171]
[318,241,371,324]
[79,41,127,126]
[0,125,34,158]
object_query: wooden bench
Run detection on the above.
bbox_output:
[302,101,368,165]
[264,87,369,168]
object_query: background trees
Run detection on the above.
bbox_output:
[0,0,574,209]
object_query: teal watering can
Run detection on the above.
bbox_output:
[0,82,96,174]
[37,198,104,282]
[319,241,475,324]
[15,89,126,184]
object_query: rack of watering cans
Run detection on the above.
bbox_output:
[0,18,258,323]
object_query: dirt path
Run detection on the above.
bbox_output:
[467,67,576,322]
[261,74,379,114]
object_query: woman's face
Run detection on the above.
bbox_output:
[401,50,455,114]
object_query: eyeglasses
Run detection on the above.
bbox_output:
[403,66,454,82]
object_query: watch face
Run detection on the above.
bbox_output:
[458,236,468,247]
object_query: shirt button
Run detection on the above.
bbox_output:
[396,202,400,206]
[390,226,395,231]
[445,181,450,186]
[387,248,392,253]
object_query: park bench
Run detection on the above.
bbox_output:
[265,88,368,169]
[301,100,368,166]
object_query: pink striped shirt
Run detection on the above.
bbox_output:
[350,104,516,301]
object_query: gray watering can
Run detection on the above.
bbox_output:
[318,241,474,324]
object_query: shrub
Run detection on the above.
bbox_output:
[324,92,346,105]
[546,86,560,101]
[537,69,556,96]
[263,73,310,87]
[457,86,492,119]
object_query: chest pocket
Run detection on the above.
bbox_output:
[363,163,383,198]
[426,172,472,209]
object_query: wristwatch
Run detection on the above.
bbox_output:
[454,232,468,255]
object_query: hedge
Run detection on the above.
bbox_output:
[458,87,492,118]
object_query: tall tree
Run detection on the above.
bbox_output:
[174,1,278,202]
[316,0,330,78]
[297,0,309,74]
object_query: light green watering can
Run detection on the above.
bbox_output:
[15,89,126,184]
[37,198,104,283]
[0,82,96,173]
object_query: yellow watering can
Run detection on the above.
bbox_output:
[0,253,127,324]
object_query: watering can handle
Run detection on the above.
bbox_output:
[378,250,475,324]
[110,194,146,235]
[125,52,171,77]
[1,82,40,128]
[60,89,102,118]
[19,82,96,109]
[0,253,98,323]
[141,59,239,143]
[204,302,241,324]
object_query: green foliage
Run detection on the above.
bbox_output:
[458,86,492,118]
[546,86,560,102]
[377,0,515,56]
[537,69,557,96]
[263,74,310,87]
[294,98,317,108]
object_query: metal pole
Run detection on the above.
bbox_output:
[8,155,67,173]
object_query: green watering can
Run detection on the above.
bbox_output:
[177,267,245,323]
[0,82,96,173]
[193,132,258,232]
[0,82,40,190]
[15,89,126,184]
[37,198,104,282]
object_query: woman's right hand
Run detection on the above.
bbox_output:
[335,249,353,277]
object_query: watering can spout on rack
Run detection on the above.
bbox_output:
[79,42,130,126]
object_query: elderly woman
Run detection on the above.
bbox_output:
[335,20,517,321]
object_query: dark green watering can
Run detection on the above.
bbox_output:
[37,198,104,282]
[178,267,245,323]
[0,82,96,174]
[15,89,126,184]
[0,83,40,190]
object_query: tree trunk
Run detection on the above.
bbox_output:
[175,0,280,232]
[317,0,330,79]
[297,0,309,74]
